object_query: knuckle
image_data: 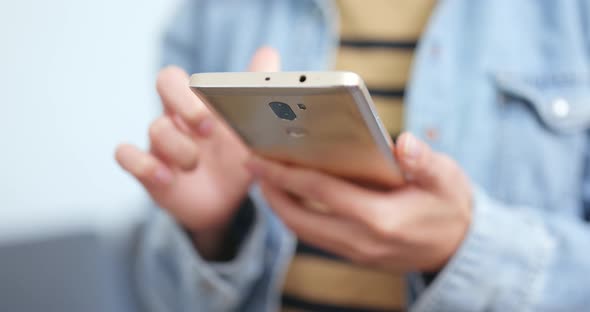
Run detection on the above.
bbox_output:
[297,170,334,202]
[148,117,172,141]
[370,215,403,241]
[134,157,156,180]
[182,105,204,125]
[302,175,329,201]
[351,243,389,266]
[179,145,200,170]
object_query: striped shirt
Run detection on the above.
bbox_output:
[281,1,435,311]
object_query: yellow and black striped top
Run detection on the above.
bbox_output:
[281,1,435,311]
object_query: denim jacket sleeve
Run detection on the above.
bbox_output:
[411,183,590,312]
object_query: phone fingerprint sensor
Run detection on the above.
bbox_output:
[286,127,308,138]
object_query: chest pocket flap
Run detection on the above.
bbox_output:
[494,72,590,133]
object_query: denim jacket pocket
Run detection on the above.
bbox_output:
[491,71,590,213]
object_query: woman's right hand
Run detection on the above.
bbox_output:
[115,47,280,258]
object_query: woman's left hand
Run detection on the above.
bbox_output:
[245,132,473,272]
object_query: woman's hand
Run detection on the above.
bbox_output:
[246,132,472,272]
[115,47,280,259]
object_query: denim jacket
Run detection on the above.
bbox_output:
[136,0,590,311]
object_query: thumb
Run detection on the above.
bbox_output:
[248,46,281,72]
[395,132,455,190]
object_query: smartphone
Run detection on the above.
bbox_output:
[190,71,404,188]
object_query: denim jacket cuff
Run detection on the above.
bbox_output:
[411,187,556,312]
[208,195,267,289]
[136,197,268,311]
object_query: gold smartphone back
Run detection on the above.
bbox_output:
[190,71,404,188]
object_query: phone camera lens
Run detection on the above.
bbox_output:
[269,102,297,121]
[299,75,307,82]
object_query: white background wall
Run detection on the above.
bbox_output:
[0,0,180,239]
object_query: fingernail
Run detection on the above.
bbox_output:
[245,158,266,178]
[154,166,174,185]
[403,134,422,160]
[197,117,214,137]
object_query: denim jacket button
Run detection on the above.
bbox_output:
[430,42,441,59]
[425,127,439,141]
[551,97,570,118]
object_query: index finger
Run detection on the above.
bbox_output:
[246,156,383,225]
[156,66,210,128]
